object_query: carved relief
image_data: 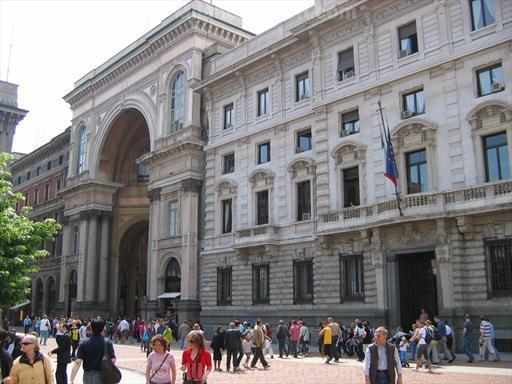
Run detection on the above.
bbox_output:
[248,169,275,189]
[287,157,316,179]
[331,141,366,165]
[468,103,512,131]
[216,179,238,198]
[282,50,310,68]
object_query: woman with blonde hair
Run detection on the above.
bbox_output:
[146,334,176,384]
[181,331,212,384]
[3,334,54,384]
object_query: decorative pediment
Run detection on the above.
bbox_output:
[330,140,366,165]
[216,178,238,198]
[391,118,437,150]
[248,168,275,189]
[467,101,512,130]
[287,157,316,179]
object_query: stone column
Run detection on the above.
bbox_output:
[145,188,161,318]
[177,178,202,322]
[98,213,111,303]
[76,215,89,302]
[84,210,100,302]
[372,228,386,311]
[58,219,70,303]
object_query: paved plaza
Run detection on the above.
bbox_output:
[34,337,511,384]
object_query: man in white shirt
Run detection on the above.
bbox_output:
[39,315,51,345]
[363,326,402,384]
[78,321,88,344]
[118,317,130,344]
[411,320,431,372]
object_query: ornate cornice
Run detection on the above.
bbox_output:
[181,178,202,193]
[64,13,251,108]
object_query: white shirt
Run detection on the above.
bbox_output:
[445,325,452,336]
[79,325,87,340]
[363,343,403,376]
[418,328,427,345]
[118,319,130,331]
[39,318,50,331]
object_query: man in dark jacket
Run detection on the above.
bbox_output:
[0,328,13,381]
[276,320,290,358]
[223,322,243,372]
[363,327,402,384]
[50,321,72,384]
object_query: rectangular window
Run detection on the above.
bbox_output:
[340,254,365,300]
[297,180,311,221]
[398,21,418,57]
[56,177,62,191]
[24,192,29,206]
[258,142,271,164]
[59,155,64,165]
[471,0,495,30]
[337,47,355,80]
[47,161,52,171]
[486,239,512,295]
[406,149,429,194]
[169,200,179,236]
[223,153,235,174]
[483,132,510,182]
[34,188,39,205]
[340,109,360,136]
[224,103,234,129]
[257,88,269,116]
[44,183,50,201]
[477,64,504,97]
[296,129,312,153]
[293,260,313,304]
[343,167,360,207]
[296,72,310,101]
[222,199,232,234]
[17,176,21,185]
[402,89,425,118]
[253,264,270,304]
[256,190,269,225]
[72,226,79,254]
[217,267,232,305]
[26,171,31,181]
[36,166,41,176]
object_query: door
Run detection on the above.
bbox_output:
[398,251,438,331]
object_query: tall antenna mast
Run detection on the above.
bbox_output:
[6,25,14,82]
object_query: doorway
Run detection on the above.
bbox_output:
[398,251,438,331]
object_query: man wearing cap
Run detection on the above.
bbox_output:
[363,326,402,384]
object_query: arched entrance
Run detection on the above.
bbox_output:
[47,277,57,315]
[162,258,181,317]
[118,221,148,317]
[34,279,43,315]
[97,108,151,318]
[67,270,77,317]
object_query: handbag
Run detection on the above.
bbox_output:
[101,340,122,384]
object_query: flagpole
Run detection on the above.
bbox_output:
[378,101,403,216]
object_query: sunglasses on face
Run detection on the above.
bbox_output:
[21,342,34,346]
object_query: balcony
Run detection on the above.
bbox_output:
[234,224,280,250]
[317,180,512,235]
[29,197,63,217]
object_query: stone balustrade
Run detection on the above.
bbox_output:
[234,224,280,249]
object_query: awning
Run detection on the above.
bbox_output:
[157,292,180,299]
[10,301,31,310]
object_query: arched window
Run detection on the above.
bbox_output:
[137,148,150,182]
[68,270,77,299]
[47,278,56,314]
[77,127,87,174]
[165,258,181,292]
[170,71,186,133]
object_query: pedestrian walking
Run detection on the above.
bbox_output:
[210,326,225,372]
[178,321,191,350]
[242,333,252,368]
[23,316,32,335]
[39,315,51,346]
[69,322,80,360]
[411,320,431,372]
[262,323,274,359]
[3,334,54,384]
[181,331,212,384]
[276,320,289,358]
[250,320,270,369]
[289,320,300,358]
[319,322,332,363]
[224,322,243,373]
[462,314,476,363]
[299,321,310,357]
[146,334,176,384]
[118,317,130,344]
[50,321,71,384]
[433,315,454,363]
[363,326,403,384]
[483,317,500,361]
[0,328,13,382]
[479,316,498,361]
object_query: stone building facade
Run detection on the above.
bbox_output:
[0,80,28,154]
[18,0,512,349]
[10,128,70,316]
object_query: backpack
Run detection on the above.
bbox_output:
[424,328,433,344]
[101,340,122,384]
[432,327,442,341]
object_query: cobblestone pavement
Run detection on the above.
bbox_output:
[37,338,511,384]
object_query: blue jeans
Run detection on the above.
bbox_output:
[290,340,298,357]
[375,371,391,384]
[40,330,49,344]
[463,337,474,361]
[399,350,407,364]
[301,340,309,355]
[83,371,103,384]
[410,341,417,360]
[278,338,288,357]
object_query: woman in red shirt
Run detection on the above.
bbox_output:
[181,331,212,384]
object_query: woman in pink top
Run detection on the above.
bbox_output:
[146,334,176,384]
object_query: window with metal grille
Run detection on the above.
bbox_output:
[470,0,495,30]
[486,239,512,295]
[293,259,313,304]
[340,254,364,301]
[217,267,232,305]
[253,264,270,304]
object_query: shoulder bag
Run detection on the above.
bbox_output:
[101,340,122,384]
[150,352,169,382]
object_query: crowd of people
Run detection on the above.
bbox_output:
[0,310,504,384]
